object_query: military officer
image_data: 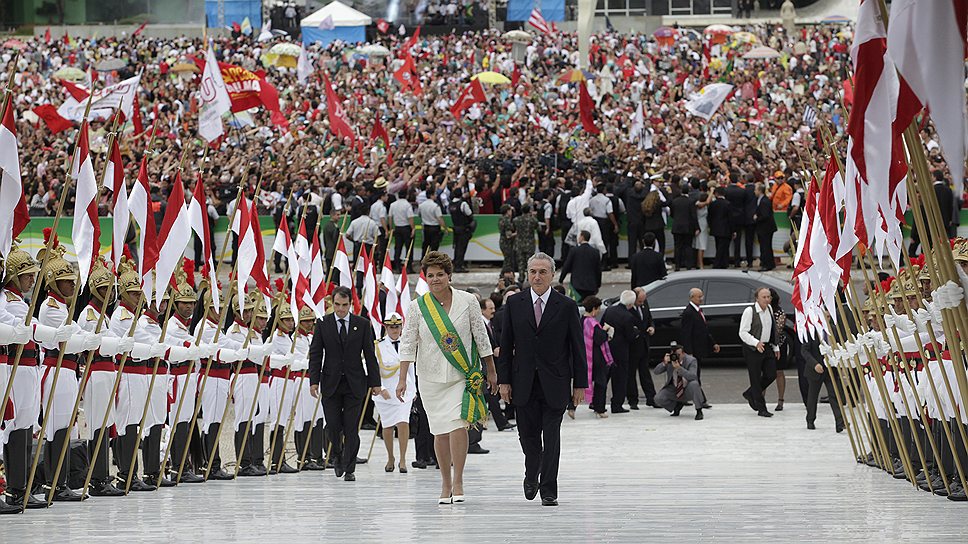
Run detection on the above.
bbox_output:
[292,306,325,471]
[266,297,297,474]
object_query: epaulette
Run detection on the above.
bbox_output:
[5,291,18,302]
[86,308,97,322]
[231,324,241,334]
[46,297,60,308]
[120,308,134,321]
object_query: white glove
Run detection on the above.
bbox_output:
[268,353,292,370]
[118,336,135,353]
[65,331,92,354]
[149,344,168,359]
[200,343,219,359]
[0,323,30,344]
[131,342,153,360]
[98,336,122,356]
[31,323,60,343]
[217,347,242,363]
[188,345,203,361]
[84,332,101,351]
[166,345,192,363]
[246,345,266,362]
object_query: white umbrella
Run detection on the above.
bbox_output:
[743,46,781,60]
[503,30,533,44]
[358,44,391,57]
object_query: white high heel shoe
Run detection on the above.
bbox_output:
[453,495,465,503]
[438,496,453,505]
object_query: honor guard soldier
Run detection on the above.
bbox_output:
[220,291,269,476]
[292,306,325,471]
[163,267,215,484]
[266,296,298,474]
[78,258,134,497]
[1,244,71,512]
[110,258,164,492]
[198,283,242,481]
[36,246,101,502]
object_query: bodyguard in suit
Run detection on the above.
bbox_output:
[725,174,752,267]
[933,170,957,237]
[558,231,602,300]
[628,288,656,408]
[679,288,719,397]
[499,252,586,506]
[669,185,699,271]
[802,334,845,431]
[753,183,777,271]
[602,291,639,413]
[653,343,705,420]
[739,288,779,417]
[309,286,382,481]
[707,187,732,269]
[629,232,667,289]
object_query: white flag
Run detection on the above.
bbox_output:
[198,44,232,142]
[71,121,100,286]
[258,18,273,42]
[297,46,313,86]
[319,15,335,30]
[684,83,733,121]
[628,101,645,143]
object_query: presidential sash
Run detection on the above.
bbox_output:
[416,293,487,425]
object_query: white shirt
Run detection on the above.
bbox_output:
[739,303,774,348]
[530,288,551,311]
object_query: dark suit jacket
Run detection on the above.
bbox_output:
[630,248,666,289]
[498,289,587,409]
[725,184,751,227]
[601,304,638,364]
[753,195,777,233]
[669,195,698,235]
[308,313,380,399]
[559,243,602,293]
[679,304,715,358]
[934,182,955,229]
[630,301,654,353]
[707,198,731,238]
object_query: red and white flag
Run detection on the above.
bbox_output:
[0,96,30,258]
[392,53,422,97]
[322,72,356,143]
[370,116,393,165]
[248,200,273,307]
[529,8,552,35]
[234,196,256,313]
[887,0,967,183]
[155,173,191,303]
[129,157,159,303]
[71,120,101,286]
[105,135,129,270]
[395,264,411,319]
[333,235,353,289]
[187,174,218,312]
[293,216,319,317]
[450,79,487,119]
[414,270,429,296]
[309,225,328,315]
[272,216,305,320]
[380,252,397,326]
[198,44,232,142]
[361,246,381,336]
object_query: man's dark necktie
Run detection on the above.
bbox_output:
[392,340,399,353]
[339,319,347,343]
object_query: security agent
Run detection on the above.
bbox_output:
[652,342,705,420]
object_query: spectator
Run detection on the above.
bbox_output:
[576,296,613,419]
[601,290,638,414]
[708,186,732,269]
[669,183,699,271]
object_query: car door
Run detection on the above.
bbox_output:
[645,279,703,359]
[702,279,756,356]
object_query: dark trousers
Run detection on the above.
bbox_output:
[453,228,472,269]
[590,366,608,414]
[143,424,163,476]
[3,428,31,491]
[757,228,775,269]
[673,233,693,270]
[234,423,265,469]
[627,223,644,261]
[713,236,731,268]
[422,225,442,259]
[627,347,655,406]
[202,423,223,472]
[487,390,509,428]
[647,227,666,256]
[559,220,572,265]
[743,349,777,412]
[393,226,412,271]
[731,224,752,266]
[412,392,436,463]
[805,364,844,426]
[744,225,756,264]
[515,374,564,499]
[538,229,555,260]
[44,428,70,488]
[609,357,628,411]
[468,425,482,447]
[322,378,364,474]
[595,218,612,267]
[168,422,191,476]
[575,288,597,301]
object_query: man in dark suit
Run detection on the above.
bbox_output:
[679,288,718,405]
[753,183,777,271]
[669,185,699,271]
[933,170,957,237]
[499,252,586,506]
[602,290,639,414]
[558,230,602,300]
[309,287,382,481]
[629,232,667,289]
[707,187,732,269]
[801,333,845,432]
[628,288,656,408]
[742,178,758,266]
[724,174,750,267]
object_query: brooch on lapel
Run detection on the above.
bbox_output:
[353,326,358,331]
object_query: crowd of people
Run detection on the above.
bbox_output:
[9,20,960,276]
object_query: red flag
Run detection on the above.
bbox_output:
[450,79,487,119]
[59,79,90,102]
[154,172,191,302]
[393,53,422,96]
[377,18,390,34]
[322,72,356,143]
[131,93,144,135]
[133,21,148,37]
[0,95,30,258]
[129,156,159,303]
[31,104,73,134]
[404,26,421,51]
[511,63,521,88]
[842,78,854,107]
[579,83,600,134]
[369,116,393,165]
[44,28,51,44]
[248,201,272,299]
[256,72,289,128]
[356,139,366,166]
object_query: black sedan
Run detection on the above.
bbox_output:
[606,270,796,362]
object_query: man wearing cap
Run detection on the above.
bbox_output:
[77,258,133,496]
[1,243,71,511]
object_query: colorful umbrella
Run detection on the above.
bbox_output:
[556,68,597,83]
[503,30,533,44]
[472,71,512,84]
[171,62,200,73]
[95,58,127,71]
[822,14,852,24]
[3,38,26,50]
[653,26,679,47]
[268,42,302,57]
[358,44,391,57]
[704,24,736,35]
[731,32,759,46]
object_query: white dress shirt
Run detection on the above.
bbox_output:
[531,288,551,309]
[739,303,773,347]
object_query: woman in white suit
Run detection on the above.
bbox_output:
[397,252,498,504]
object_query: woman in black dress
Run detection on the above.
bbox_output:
[769,288,789,411]
[569,296,614,419]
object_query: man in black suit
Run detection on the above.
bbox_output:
[669,184,699,271]
[629,232,667,289]
[801,333,845,432]
[628,288,656,409]
[499,252,586,506]
[679,288,718,404]
[933,170,957,237]
[707,187,732,269]
[602,290,639,414]
[309,287,382,481]
[724,174,752,267]
[558,230,602,300]
[753,183,777,271]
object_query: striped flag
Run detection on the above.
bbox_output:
[802,104,818,128]
[105,136,129,271]
[529,8,551,35]
[71,119,101,286]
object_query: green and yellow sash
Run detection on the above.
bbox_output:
[416,292,487,425]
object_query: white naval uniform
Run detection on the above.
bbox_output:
[165,315,199,426]
[221,319,269,432]
[372,336,415,427]
[38,293,96,440]
[133,312,168,437]
[267,329,295,429]
[77,303,119,438]
[200,317,236,433]
[0,289,41,439]
[110,303,151,437]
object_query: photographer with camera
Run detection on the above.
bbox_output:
[652,342,704,420]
